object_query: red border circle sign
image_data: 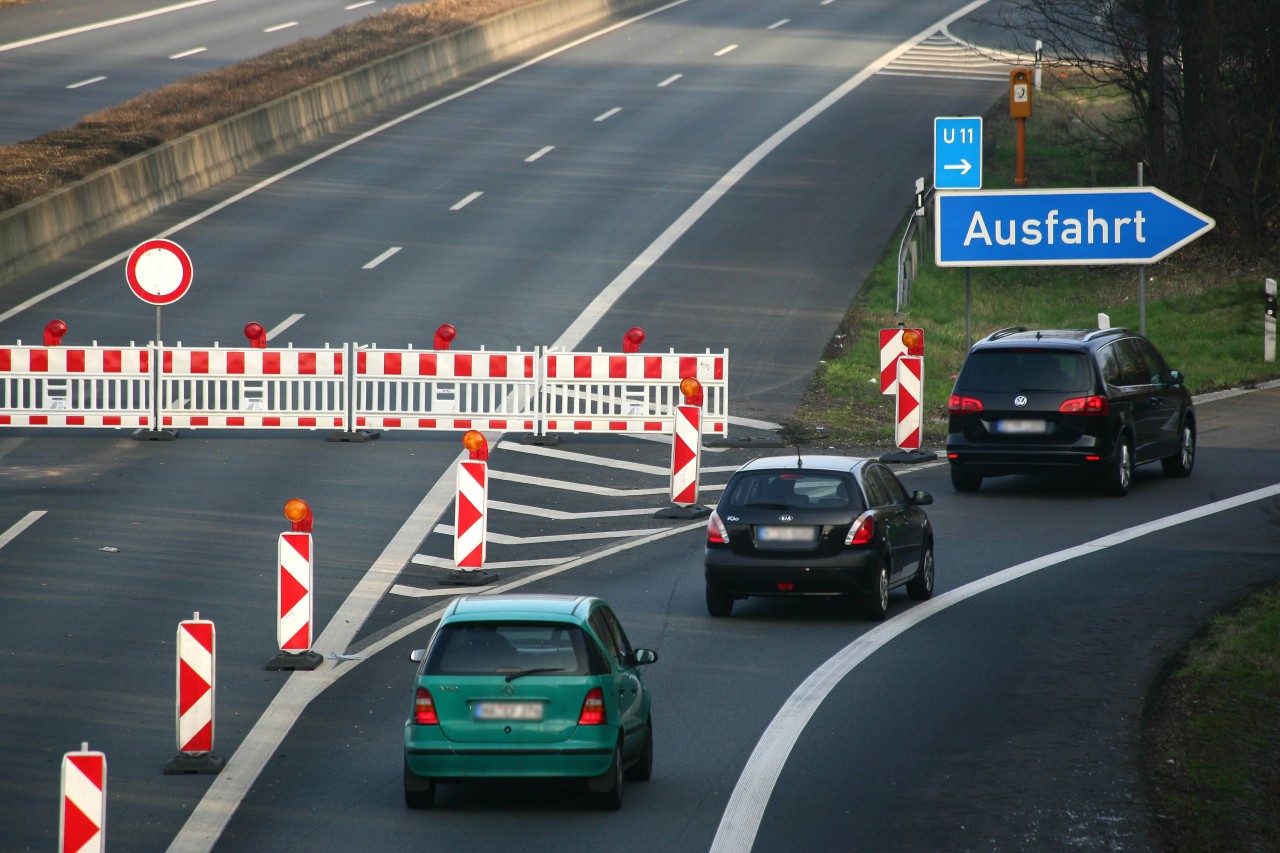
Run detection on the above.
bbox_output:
[126,239,193,305]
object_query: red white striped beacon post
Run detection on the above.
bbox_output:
[656,377,712,520]
[267,499,323,671]
[451,430,497,586]
[60,742,105,853]
[164,613,224,774]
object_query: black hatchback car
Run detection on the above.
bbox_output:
[946,327,1195,496]
[703,455,934,620]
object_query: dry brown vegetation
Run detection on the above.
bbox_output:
[0,0,536,211]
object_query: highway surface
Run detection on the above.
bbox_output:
[0,0,428,147]
[2,0,1277,851]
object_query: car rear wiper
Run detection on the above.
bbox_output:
[504,667,565,682]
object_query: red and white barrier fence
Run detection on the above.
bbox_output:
[164,614,223,774]
[1,334,730,439]
[538,349,728,436]
[354,346,537,432]
[60,743,105,853]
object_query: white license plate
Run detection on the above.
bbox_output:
[757,525,818,543]
[996,419,1047,434]
[473,701,544,721]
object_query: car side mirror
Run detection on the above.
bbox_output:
[410,649,426,663]
[911,490,933,506]
[633,648,658,665]
[1169,369,1186,386]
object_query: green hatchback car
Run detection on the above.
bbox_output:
[404,594,658,810]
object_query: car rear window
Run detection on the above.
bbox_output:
[721,471,863,512]
[958,349,1092,393]
[425,622,593,676]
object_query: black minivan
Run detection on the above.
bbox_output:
[946,327,1195,496]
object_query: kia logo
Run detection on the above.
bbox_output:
[1014,395,1028,408]
[779,515,794,522]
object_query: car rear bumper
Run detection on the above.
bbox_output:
[704,550,878,596]
[404,725,617,780]
[946,435,1114,475]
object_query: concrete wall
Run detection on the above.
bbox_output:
[0,0,651,288]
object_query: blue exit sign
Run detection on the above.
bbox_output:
[934,117,982,190]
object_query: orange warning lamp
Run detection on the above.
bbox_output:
[244,322,267,349]
[901,328,924,355]
[44,319,67,346]
[680,376,703,406]
[284,498,313,532]
[462,429,488,461]
[623,327,645,354]
[434,324,457,351]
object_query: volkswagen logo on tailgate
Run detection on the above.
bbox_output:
[1014,395,1028,408]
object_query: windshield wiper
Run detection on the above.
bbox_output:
[504,667,565,682]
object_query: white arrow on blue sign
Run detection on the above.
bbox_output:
[934,186,1215,266]
[934,117,982,190]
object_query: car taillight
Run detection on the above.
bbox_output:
[707,511,729,544]
[578,687,605,726]
[414,687,439,725]
[1059,395,1110,415]
[844,513,874,545]
[948,394,983,413]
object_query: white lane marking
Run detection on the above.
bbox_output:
[710,479,1280,853]
[0,0,218,53]
[496,440,669,475]
[362,246,402,269]
[264,22,298,33]
[0,511,45,550]
[487,499,669,519]
[658,73,683,87]
[768,19,790,29]
[434,523,661,544]
[169,47,207,60]
[450,191,483,210]
[66,76,107,89]
[345,1,376,9]
[267,314,304,340]
[389,584,466,598]
[525,145,555,162]
[593,107,622,122]
[714,44,738,57]
[820,0,835,5]
[490,468,724,496]
[0,0,693,326]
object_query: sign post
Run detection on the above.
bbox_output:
[126,239,192,439]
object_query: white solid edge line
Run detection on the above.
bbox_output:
[709,479,1280,853]
[266,314,304,340]
[0,510,46,549]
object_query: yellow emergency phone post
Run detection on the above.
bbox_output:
[1010,67,1032,185]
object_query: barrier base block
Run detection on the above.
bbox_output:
[445,569,499,586]
[265,650,325,671]
[519,432,560,446]
[328,429,380,443]
[654,503,712,520]
[133,428,178,441]
[164,751,225,775]
[878,448,939,464]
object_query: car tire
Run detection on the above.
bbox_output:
[906,542,935,601]
[1161,421,1195,478]
[403,759,436,809]
[1100,435,1133,496]
[950,465,982,493]
[625,719,653,782]
[705,584,734,618]
[863,561,890,621]
[594,742,624,811]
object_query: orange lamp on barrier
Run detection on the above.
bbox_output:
[463,429,489,461]
[284,498,312,533]
[680,376,703,407]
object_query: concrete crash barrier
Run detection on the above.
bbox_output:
[0,0,655,288]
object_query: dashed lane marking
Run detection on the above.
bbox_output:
[433,523,669,544]
[0,511,45,550]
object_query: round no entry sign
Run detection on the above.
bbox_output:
[126,239,193,305]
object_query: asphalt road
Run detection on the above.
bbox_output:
[2,0,1277,850]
